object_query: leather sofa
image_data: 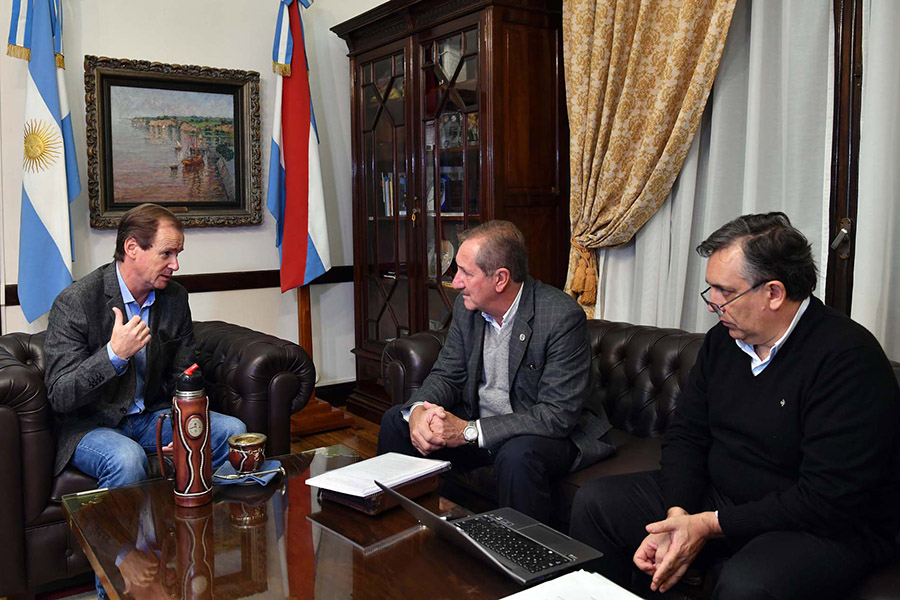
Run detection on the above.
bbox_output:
[0,321,316,599]
[382,320,900,599]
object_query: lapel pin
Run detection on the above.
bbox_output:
[519,333,526,341]
[780,399,786,407]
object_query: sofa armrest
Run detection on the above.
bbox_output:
[193,321,315,456]
[0,337,54,524]
[381,331,446,406]
[0,349,54,595]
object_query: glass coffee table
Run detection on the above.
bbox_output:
[63,444,521,599]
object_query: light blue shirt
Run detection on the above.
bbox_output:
[735,296,810,376]
[106,263,155,414]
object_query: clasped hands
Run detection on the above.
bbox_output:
[409,401,467,455]
[633,507,722,594]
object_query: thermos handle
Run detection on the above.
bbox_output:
[156,412,170,478]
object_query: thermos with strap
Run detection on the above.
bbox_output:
[156,363,212,507]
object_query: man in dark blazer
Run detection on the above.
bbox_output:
[43,203,245,487]
[377,220,614,523]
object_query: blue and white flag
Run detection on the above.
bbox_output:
[8,0,80,322]
[267,0,331,291]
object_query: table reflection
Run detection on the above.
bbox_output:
[64,445,517,599]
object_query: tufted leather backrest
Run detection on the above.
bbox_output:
[382,319,706,440]
[585,321,705,438]
[0,332,47,378]
[192,321,315,454]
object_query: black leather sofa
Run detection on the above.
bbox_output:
[382,319,900,599]
[0,321,316,599]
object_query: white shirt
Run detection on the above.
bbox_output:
[735,296,810,376]
[480,282,523,332]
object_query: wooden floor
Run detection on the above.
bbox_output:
[290,407,380,458]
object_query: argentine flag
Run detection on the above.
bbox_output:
[8,0,80,322]
[267,0,331,292]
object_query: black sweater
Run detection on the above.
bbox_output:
[662,297,900,553]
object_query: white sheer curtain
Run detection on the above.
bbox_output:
[594,0,833,333]
[852,0,900,360]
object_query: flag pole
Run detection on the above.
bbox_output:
[290,284,355,436]
[297,284,312,365]
[272,0,351,436]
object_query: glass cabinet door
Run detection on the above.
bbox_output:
[360,51,410,345]
[421,26,481,331]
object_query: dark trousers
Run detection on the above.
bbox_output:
[569,471,875,600]
[377,404,575,525]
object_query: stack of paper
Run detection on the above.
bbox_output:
[305,452,451,498]
[500,570,641,599]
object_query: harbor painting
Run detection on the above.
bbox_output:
[85,55,262,228]
[110,86,236,205]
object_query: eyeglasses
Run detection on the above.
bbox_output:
[700,282,764,316]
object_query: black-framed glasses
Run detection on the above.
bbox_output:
[700,282,765,316]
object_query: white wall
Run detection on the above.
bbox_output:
[0,0,386,385]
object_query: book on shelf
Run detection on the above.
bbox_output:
[398,174,408,213]
[381,172,394,217]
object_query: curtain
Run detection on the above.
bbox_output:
[851,0,900,360]
[563,0,737,317]
[594,0,834,333]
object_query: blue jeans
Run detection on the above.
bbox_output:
[71,407,246,489]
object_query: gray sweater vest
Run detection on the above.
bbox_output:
[478,321,514,418]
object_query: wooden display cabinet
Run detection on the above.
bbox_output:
[333,0,569,423]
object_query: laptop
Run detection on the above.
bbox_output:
[374,480,602,586]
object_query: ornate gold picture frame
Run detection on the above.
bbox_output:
[84,55,262,228]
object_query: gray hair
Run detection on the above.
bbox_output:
[458,220,528,282]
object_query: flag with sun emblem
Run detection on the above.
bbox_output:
[7,0,81,322]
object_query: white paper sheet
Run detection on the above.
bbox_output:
[304,452,451,497]
[500,570,641,600]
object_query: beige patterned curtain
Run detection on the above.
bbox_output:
[563,0,737,316]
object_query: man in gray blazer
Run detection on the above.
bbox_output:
[377,220,614,523]
[43,204,245,488]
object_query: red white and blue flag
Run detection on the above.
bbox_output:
[7,0,81,322]
[267,0,330,291]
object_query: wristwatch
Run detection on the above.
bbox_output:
[463,420,478,445]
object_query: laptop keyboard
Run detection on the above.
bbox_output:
[455,514,572,573]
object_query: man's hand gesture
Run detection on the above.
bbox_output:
[110,307,151,359]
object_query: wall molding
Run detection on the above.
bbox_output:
[3,266,353,306]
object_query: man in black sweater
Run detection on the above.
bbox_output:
[570,213,900,599]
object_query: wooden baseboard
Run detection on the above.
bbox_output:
[290,398,355,437]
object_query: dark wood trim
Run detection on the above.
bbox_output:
[3,266,353,307]
[331,0,560,56]
[825,0,863,314]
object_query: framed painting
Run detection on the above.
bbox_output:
[85,55,262,228]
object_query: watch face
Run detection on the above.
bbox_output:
[464,423,477,442]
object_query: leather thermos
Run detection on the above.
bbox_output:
[157,363,212,507]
